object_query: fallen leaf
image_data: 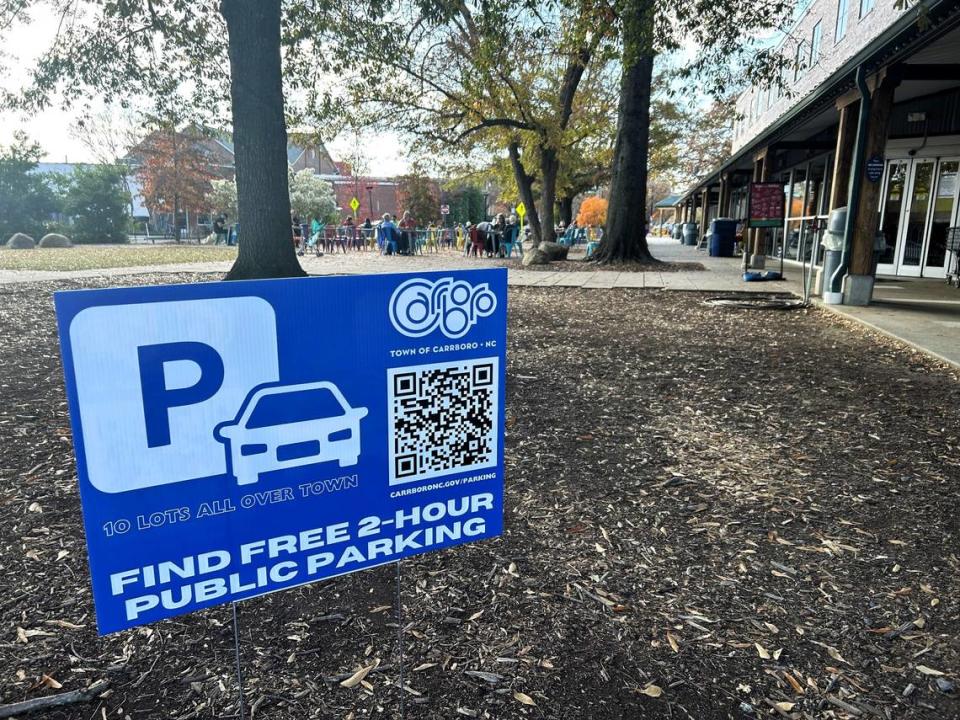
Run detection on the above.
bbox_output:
[340,660,380,688]
[667,632,680,653]
[783,672,805,695]
[756,643,771,660]
[513,691,536,706]
[774,701,796,712]
[639,684,663,698]
[916,665,945,676]
[40,674,62,690]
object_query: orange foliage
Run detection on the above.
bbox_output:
[576,196,607,227]
[135,129,215,215]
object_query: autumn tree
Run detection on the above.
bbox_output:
[310,0,617,245]
[576,196,608,227]
[398,167,440,226]
[134,126,215,239]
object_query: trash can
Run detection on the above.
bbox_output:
[682,223,699,246]
[822,208,847,303]
[708,218,737,257]
[672,223,683,241]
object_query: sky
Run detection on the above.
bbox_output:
[0,6,412,175]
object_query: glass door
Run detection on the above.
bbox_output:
[923,158,959,278]
[896,159,935,277]
[876,160,909,275]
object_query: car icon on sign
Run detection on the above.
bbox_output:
[214,381,367,486]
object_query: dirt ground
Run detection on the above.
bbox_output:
[0,275,958,720]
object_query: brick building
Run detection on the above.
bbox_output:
[676,0,960,304]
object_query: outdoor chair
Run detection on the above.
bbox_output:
[306,223,325,256]
[585,240,600,259]
[469,227,486,257]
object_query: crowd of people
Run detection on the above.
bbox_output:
[211,210,604,257]
[290,211,534,259]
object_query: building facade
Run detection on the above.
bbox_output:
[677,0,960,302]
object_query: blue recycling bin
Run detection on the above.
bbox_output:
[709,218,737,257]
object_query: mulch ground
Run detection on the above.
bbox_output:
[1,275,958,720]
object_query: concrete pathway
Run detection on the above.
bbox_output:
[2,238,958,369]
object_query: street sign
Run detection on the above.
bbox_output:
[865,155,885,183]
[440,205,450,215]
[349,197,360,215]
[515,202,526,219]
[55,270,507,634]
[748,182,785,228]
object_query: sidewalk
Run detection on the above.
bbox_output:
[2,238,957,369]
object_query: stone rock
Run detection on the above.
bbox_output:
[38,233,72,248]
[522,247,550,266]
[6,233,36,249]
[539,241,569,261]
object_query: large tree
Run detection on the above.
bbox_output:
[1,0,304,278]
[594,0,793,263]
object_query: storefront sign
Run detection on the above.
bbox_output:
[866,155,885,183]
[748,182,785,228]
[55,270,507,634]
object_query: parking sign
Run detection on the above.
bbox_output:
[55,270,506,634]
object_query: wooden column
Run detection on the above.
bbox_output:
[700,187,709,228]
[751,152,770,263]
[849,75,898,276]
[830,100,860,212]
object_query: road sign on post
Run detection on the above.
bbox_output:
[54,270,507,634]
[515,202,526,238]
[349,197,360,217]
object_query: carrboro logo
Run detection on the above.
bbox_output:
[389,277,497,339]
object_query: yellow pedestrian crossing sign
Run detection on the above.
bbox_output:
[350,197,360,215]
[515,202,526,219]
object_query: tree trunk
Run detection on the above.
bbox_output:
[558,196,573,227]
[539,147,558,244]
[508,142,543,245]
[593,0,656,264]
[221,0,305,280]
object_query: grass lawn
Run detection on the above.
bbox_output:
[0,244,237,271]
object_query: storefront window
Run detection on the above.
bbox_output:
[789,168,807,218]
[926,160,958,271]
[879,161,908,265]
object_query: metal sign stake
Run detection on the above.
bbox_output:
[396,561,406,718]
[232,601,247,720]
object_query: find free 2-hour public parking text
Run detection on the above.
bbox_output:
[112,492,495,623]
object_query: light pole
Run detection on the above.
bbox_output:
[366,185,375,218]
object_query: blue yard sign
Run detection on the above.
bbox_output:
[54,269,507,634]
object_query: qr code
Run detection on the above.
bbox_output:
[387,357,499,485]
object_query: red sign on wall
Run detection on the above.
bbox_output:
[749,182,785,228]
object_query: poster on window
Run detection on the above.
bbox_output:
[749,182,785,228]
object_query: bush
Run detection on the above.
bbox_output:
[6,233,36,249]
[63,165,131,244]
[39,233,72,248]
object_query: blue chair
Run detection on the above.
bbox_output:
[585,241,599,258]
[378,225,398,255]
